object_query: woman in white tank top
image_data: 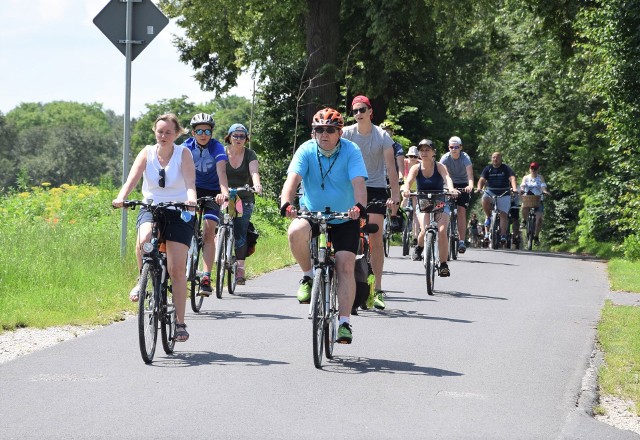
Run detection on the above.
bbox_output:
[112,114,197,342]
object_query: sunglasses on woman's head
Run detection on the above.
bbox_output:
[351,107,368,115]
[194,128,212,136]
[314,126,338,134]
[159,168,166,188]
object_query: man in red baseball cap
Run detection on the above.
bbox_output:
[342,95,400,311]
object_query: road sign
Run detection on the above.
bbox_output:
[93,0,169,61]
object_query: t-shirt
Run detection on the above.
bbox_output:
[287,138,368,223]
[226,147,258,203]
[341,124,394,188]
[439,151,472,185]
[480,163,515,191]
[182,137,228,191]
[521,174,546,196]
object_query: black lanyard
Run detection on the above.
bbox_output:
[316,144,341,190]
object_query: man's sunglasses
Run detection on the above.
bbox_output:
[313,126,338,134]
[159,168,166,188]
[351,107,368,115]
[194,128,212,136]
[449,145,461,150]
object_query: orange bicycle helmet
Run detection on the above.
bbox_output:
[312,108,344,128]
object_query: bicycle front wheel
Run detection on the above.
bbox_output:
[137,263,158,364]
[160,281,176,354]
[402,215,411,256]
[324,267,338,360]
[227,233,237,294]
[490,214,500,250]
[187,236,204,312]
[424,232,437,296]
[215,228,227,299]
[527,215,535,250]
[383,218,391,257]
[311,268,325,369]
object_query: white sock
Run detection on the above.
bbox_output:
[339,316,350,325]
[304,270,314,279]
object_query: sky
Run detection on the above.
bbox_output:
[0,0,253,117]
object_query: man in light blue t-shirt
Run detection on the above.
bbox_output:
[280,107,368,344]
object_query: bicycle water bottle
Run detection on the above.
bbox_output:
[180,210,193,222]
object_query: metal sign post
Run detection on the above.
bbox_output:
[94,0,169,257]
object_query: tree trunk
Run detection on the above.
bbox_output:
[304,0,340,126]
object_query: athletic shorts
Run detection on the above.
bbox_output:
[305,218,360,255]
[196,187,221,220]
[137,207,195,247]
[483,191,511,214]
[366,187,390,215]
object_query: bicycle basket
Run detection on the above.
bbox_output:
[521,195,541,209]
[417,194,446,213]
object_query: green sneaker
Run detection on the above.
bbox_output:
[336,322,353,344]
[296,276,313,303]
[373,289,386,310]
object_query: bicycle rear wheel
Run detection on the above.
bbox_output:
[424,232,436,296]
[187,236,204,312]
[160,281,176,354]
[311,268,325,369]
[215,228,227,299]
[137,263,158,364]
[324,267,338,360]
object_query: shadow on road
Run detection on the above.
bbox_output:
[226,291,292,300]
[324,355,464,376]
[455,258,519,266]
[151,351,289,368]
[188,310,303,321]
[355,308,473,324]
[469,248,606,261]
[437,290,508,301]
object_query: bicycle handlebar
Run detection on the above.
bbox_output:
[116,200,193,211]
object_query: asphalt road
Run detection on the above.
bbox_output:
[1,246,638,440]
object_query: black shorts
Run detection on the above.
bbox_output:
[306,219,360,255]
[137,207,195,247]
[453,184,471,209]
[196,187,221,219]
[366,187,389,215]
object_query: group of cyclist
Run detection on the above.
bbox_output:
[113,113,262,343]
[112,97,550,348]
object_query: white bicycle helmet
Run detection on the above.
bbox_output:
[190,113,215,128]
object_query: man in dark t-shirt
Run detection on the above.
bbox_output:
[477,151,518,243]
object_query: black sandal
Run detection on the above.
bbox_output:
[175,323,189,342]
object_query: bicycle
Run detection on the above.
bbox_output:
[521,194,541,250]
[120,200,192,364]
[214,185,257,299]
[186,196,218,312]
[478,188,512,250]
[447,198,459,261]
[409,190,450,296]
[297,207,351,369]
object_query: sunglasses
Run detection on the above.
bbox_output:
[407,155,418,159]
[351,107,368,115]
[194,128,212,136]
[159,168,166,188]
[231,134,247,140]
[313,126,338,134]
[449,145,461,150]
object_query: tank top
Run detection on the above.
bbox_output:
[416,161,445,191]
[141,144,188,204]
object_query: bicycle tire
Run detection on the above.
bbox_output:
[227,233,237,294]
[383,218,390,257]
[425,232,436,296]
[215,228,226,299]
[187,236,204,312]
[402,216,411,256]
[160,281,176,354]
[311,268,325,369]
[137,263,158,364]
[324,266,338,360]
[491,214,500,249]
[527,214,535,250]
